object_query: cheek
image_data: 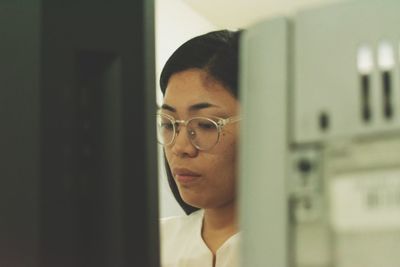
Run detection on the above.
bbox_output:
[206,142,237,181]
[164,147,173,161]
[204,144,238,205]
[163,148,174,172]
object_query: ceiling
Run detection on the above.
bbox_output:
[184,0,351,28]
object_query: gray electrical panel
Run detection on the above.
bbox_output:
[240,0,400,266]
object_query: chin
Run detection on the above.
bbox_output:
[179,189,206,209]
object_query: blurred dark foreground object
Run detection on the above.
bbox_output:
[0,1,159,266]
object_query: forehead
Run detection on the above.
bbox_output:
[163,69,238,113]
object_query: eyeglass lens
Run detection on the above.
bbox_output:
[156,115,219,150]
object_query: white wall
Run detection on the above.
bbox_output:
[155,0,217,218]
[185,0,352,28]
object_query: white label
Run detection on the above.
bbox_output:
[330,168,400,232]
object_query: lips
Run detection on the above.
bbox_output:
[172,167,201,184]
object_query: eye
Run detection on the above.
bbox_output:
[158,115,174,131]
[195,119,216,131]
[161,121,174,130]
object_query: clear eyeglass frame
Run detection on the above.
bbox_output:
[156,110,241,151]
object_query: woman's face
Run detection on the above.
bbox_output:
[162,68,240,210]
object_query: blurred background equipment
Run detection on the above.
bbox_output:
[240,0,400,266]
[0,1,158,267]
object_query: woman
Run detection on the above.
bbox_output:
[157,30,241,267]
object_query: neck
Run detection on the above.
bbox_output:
[203,201,238,234]
[201,201,239,256]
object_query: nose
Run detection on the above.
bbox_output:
[170,127,198,157]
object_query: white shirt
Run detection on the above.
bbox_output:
[160,209,240,267]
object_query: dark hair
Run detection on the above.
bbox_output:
[160,30,240,215]
[160,29,240,98]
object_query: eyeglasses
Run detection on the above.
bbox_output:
[156,111,241,151]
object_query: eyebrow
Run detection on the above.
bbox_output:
[161,102,220,113]
[161,104,176,112]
